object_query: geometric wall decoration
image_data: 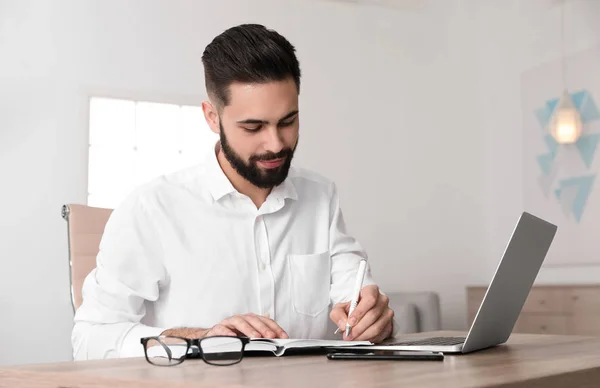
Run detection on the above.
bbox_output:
[532,89,600,223]
[522,44,600,266]
[576,133,600,168]
[554,174,596,222]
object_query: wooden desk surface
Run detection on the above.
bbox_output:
[3,331,600,388]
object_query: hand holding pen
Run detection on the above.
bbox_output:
[330,260,395,343]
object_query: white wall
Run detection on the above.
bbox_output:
[0,0,486,365]
[475,0,600,282]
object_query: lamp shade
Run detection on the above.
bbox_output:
[549,90,582,144]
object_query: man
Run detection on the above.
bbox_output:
[72,24,396,360]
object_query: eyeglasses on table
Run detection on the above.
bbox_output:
[140,335,251,366]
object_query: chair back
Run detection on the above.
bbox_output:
[62,204,113,311]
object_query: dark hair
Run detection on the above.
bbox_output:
[202,24,301,109]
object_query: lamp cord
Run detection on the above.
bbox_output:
[561,0,567,90]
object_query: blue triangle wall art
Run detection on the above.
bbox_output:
[554,175,596,223]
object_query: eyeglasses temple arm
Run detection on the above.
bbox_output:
[155,337,174,361]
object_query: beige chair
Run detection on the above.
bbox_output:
[386,291,441,334]
[62,204,113,311]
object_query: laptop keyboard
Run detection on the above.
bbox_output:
[389,336,466,346]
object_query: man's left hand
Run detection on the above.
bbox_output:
[330,285,394,343]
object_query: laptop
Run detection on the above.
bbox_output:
[344,211,557,354]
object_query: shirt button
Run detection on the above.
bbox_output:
[260,263,266,271]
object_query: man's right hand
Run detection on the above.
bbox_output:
[161,313,289,339]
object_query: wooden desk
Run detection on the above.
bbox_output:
[3,331,600,388]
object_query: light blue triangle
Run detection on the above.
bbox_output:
[535,107,552,129]
[570,90,587,111]
[557,175,596,223]
[580,95,600,123]
[537,153,555,175]
[546,98,559,114]
[575,133,600,168]
[558,185,578,218]
[544,134,558,157]
[554,188,562,199]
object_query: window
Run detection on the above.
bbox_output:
[88,97,219,209]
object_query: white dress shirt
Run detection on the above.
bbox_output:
[72,145,388,360]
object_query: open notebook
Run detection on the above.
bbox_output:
[147,338,372,358]
[244,338,371,356]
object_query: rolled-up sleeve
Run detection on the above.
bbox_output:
[72,193,167,360]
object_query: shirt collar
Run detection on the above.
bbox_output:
[205,142,298,203]
[205,143,237,202]
[270,174,298,202]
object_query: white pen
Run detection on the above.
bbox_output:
[334,259,367,337]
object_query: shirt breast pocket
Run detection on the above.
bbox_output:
[288,251,331,317]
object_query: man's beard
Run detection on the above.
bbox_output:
[219,121,296,189]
